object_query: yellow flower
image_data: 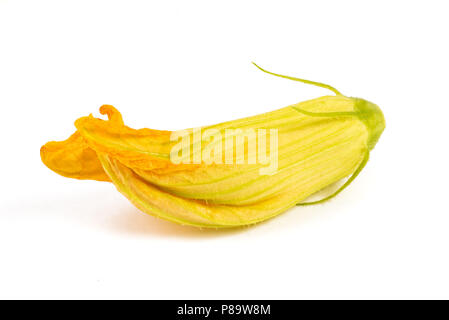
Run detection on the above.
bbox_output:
[41,64,385,228]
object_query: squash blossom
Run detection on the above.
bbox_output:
[41,64,385,228]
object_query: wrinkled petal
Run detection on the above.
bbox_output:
[40,131,110,182]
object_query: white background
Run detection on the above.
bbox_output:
[1,0,448,299]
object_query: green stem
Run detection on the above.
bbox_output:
[253,62,342,96]
[297,150,369,206]
[292,106,359,118]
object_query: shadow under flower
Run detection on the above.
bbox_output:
[104,205,261,239]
